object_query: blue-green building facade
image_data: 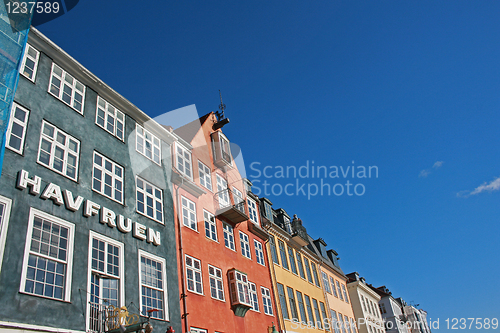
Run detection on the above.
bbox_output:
[0,28,181,333]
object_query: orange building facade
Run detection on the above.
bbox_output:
[169,112,278,333]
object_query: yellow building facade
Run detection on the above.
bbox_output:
[262,205,335,333]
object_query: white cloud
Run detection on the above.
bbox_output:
[457,177,500,198]
[433,161,444,169]
[419,161,444,178]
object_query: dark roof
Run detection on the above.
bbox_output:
[307,235,345,277]
[173,112,212,143]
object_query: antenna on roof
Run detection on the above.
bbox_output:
[213,90,230,130]
[215,90,226,122]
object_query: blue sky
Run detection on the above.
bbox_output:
[37,0,500,330]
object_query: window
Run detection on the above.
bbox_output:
[287,286,299,320]
[204,210,217,241]
[216,174,230,208]
[38,121,80,181]
[296,291,307,324]
[288,246,297,274]
[338,313,346,333]
[0,196,12,274]
[198,161,212,190]
[320,302,329,331]
[49,63,85,113]
[190,328,207,333]
[342,284,349,303]
[311,262,320,287]
[283,216,292,234]
[228,269,251,307]
[336,280,344,301]
[304,295,315,327]
[239,231,251,259]
[278,240,289,269]
[277,283,289,320]
[232,187,244,208]
[322,272,332,293]
[21,43,39,81]
[88,232,124,331]
[254,240,265,266]
[247,198,259,225]
[379,303,387,314]
[96,96,124,141]
[181,196,197,231]
[367,298,373,314]
[362,296,368,312]
[137,124,161,165]
[185,255,202,294]
[261,286,273,316]
[20,209,74,301]
[249,282,259,312]
[136,177,163,223]
[303,257,313,284]
[331,310,340,333]
[220,135,232,163]
[269,236,279,264]
[350,318,357,333]
[139,250,167,320]
[92,151,123,203]
[313,298,323,329]
[223,223,235,250]
[296,252,306,279]
[262,201,273,220]
[330,276,338,297]
[5,102,29,154]
[208,265,224,301]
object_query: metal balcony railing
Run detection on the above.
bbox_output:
[88,302,114,333]
[214,188,249,224]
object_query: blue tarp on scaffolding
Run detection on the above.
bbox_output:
[0,1,33,178]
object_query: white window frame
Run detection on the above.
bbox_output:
[5,102,29,154]
[0,195,13,275]
[48,63,85,113]
[247,197,259,225]
[249,281,259,312]
[138,249,168,321]
[185,255,203,295]
[20,43,40,82]
[92,151,124,204]
[95,96,125,141]
[20,208,75,302]
[181,196,197,231]
[136,124,161,165]
[261,286,274,316]
[254,239,265,266]
[198,160,212,191]
[216,174,230,208]
[208,264,225,301]
[223,223,235,251]
[175,143,192,179]
[190,328,208,333]
[86,231,125,332]
[37,120,80,181]
[239,231,251,259]
[204,210,217,242]
[136,176,164,224]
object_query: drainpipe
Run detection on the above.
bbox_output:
[173,168,189,333]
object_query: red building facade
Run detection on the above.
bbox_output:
[169,112,278,333]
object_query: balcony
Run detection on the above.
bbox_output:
[88,303,144,333]
[214,188,249,224]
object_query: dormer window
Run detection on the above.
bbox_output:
[211,132,232,168]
